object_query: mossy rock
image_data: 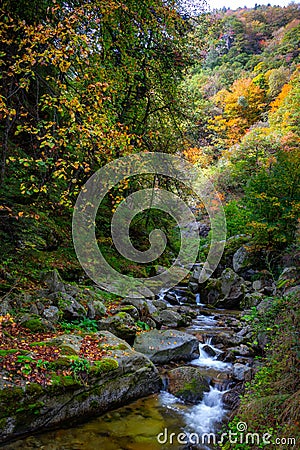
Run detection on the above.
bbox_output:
[19,313,55,332]
[25,383,44,398]
[49,374,81,391]
[0,387,24,419]
[91,358,119,375]
[21,316,47,332]
[59,344,78,356]
[168,366,210,403]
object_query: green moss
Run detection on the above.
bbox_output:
[179,378,198,394]
[0,386,24,419]
[91,358,119,375]
[16,401,45,415]
[22,317,46,332]
[116,312,127,319]
[119,305,135,312]
[76,391,90,402]
[49,374,81,392]
[117,343,129,350]
[29,341,52,347]
[0,386,24,403]
[59,345,78,356]
[90,400,99,408]
[0,417,7,430]
[25,383,44,398]
[0,349,20,357]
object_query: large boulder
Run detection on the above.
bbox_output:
[133,329,199,364]
[200,268,246,309]
[168,366,210,403]
[152,309,186,328]
[233,246,253,273]
[0,332,161,443]
[54,293,86,320]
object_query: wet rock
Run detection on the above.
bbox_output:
[233,363,252,381]
[202,344,217,357]
[200,268,246,309]
[235,326,253,343]
[211,331,245,347]
[189,281,199,294]
[233,344,253,356]
[222,383,244,410]
[168,366,210,403]
[164,292,180,306]
[134,329,200,364]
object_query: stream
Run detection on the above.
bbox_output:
[2,292,242,450]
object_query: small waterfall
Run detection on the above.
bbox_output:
[157,288,168,302]
[196,293,204,306]
[161,374,169,392]
[192,341,232,372]
[184,386,227,444]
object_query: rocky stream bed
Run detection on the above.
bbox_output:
[0,236,298,449]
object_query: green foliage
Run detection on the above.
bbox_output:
[241,307,258,323]
[136,320,150,331]
[244,149,300,250]
[69,357,90,380]
[225,292,300,447]
[60,318,99,333]
[224,200,250,237]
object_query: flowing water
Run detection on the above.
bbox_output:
[2,296,240,450]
